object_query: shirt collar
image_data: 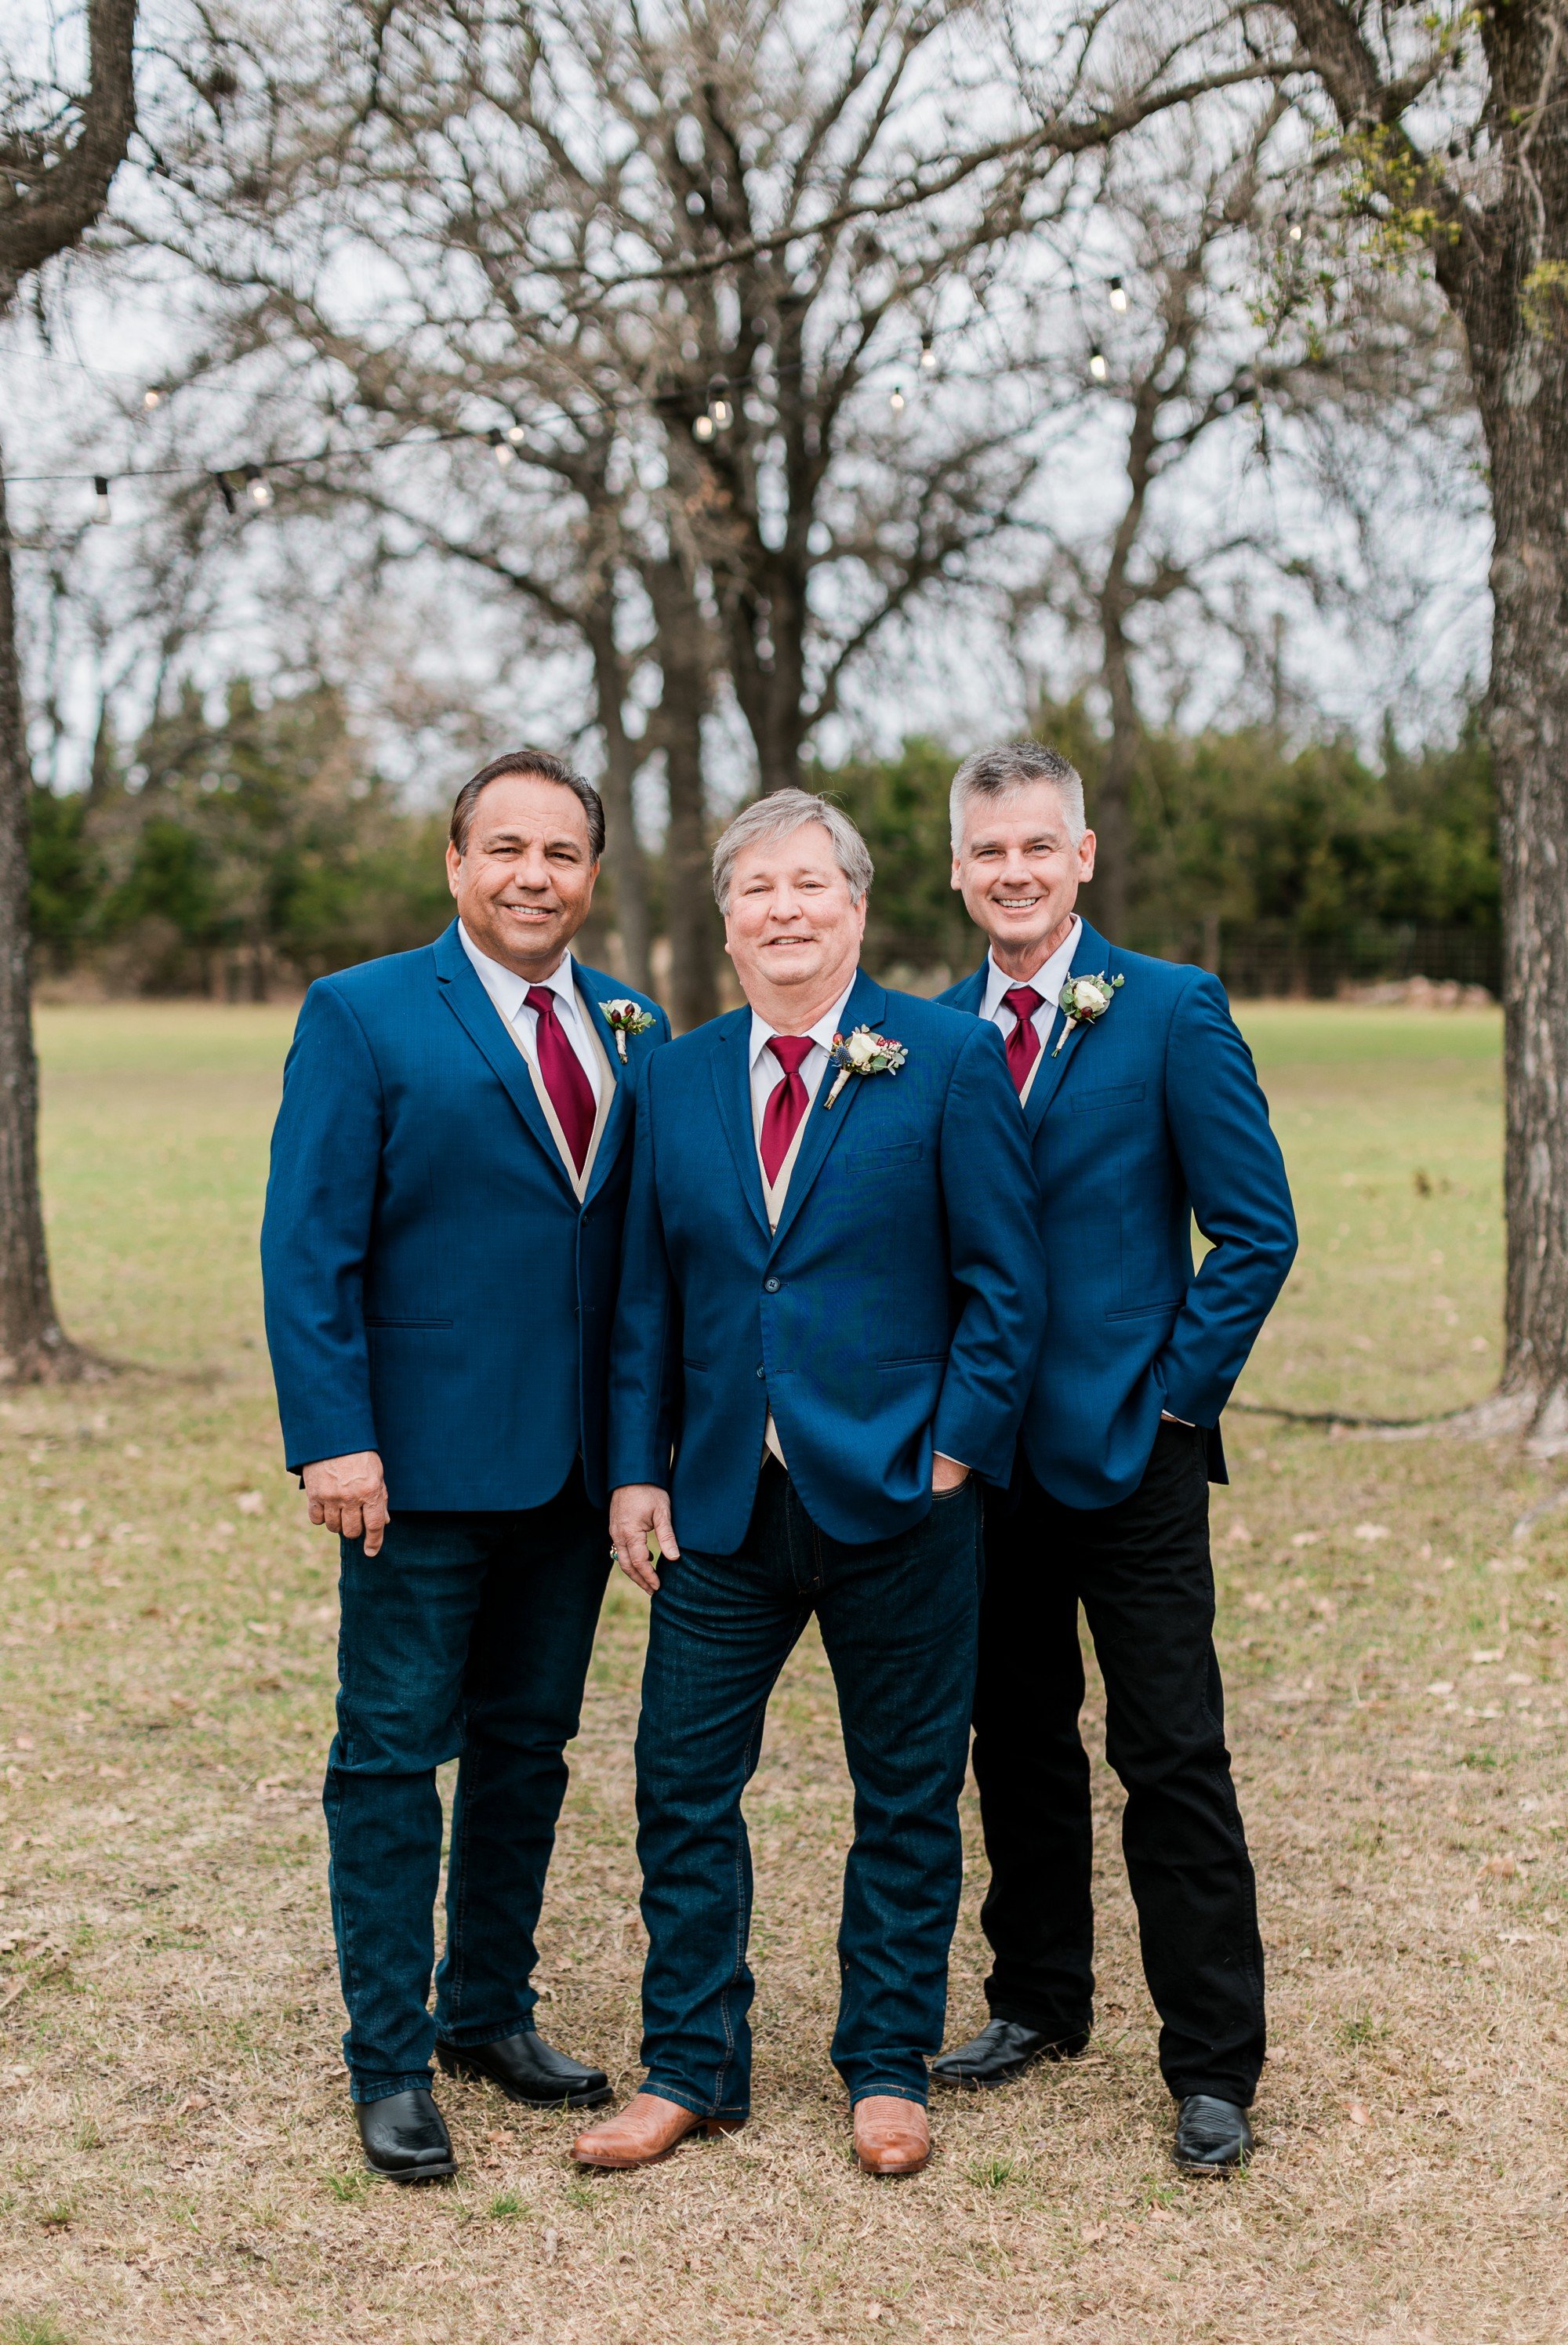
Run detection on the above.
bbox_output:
[981,917,1081,1020]
[748,975,859,1070]
[458,921,577,1022]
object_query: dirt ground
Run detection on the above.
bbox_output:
[3,1001,1566,2344]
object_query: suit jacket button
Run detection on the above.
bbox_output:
[764,1276,780,1292]
[756,1365,765,1378]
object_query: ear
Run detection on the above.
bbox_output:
[949,852,963,893]
[445,840,463,901]
[1077,829,1098,884]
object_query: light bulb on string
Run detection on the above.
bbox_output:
[93,476,111,525]
[1088,349,1108,383]
[920,334,937,373]
[488,428,514,467]
[142,388,162,411]
[245,463,272,508]
[889,385,906,414]
[1288,223,1303,243]
[707,379,733,430]
[1108,277,1127,314]
[692,412,716,442]
[505,423,525,445]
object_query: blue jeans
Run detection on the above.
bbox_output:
[634,1461,981,2118]
[324,1468,609,2102]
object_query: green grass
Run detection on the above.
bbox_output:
[1233,1002,1503,1418]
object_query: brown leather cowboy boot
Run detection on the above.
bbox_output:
[572,2092,744,2170]
[853,2096,931,2177]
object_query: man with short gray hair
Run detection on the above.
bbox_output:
[572,787,1046,2180]
[935,740,1297,2173]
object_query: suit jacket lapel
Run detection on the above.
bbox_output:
[767,968,886,1256]
[710,1011,771,1241]
[577,970,635,1206]
[948,960,989,1018]
[432,921,579,1201]
[1023,920,1114,1136]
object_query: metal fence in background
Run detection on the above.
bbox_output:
[1134,923,1501,1000]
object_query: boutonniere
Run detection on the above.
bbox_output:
[598,999,657,1062]
[824,1024,909,1108]
[1052,971,1123,1056]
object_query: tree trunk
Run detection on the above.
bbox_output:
[647,560,718,1032]
[1092,605,1139,944]
[1467,281,1568,1436]
[584,609,652,991]
[0,452,87,1380]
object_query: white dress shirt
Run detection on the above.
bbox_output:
[457,924,604,1108]
[980,917,1082,1094]
[746,978,858,1148]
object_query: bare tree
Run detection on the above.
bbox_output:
[132,0,1291,1023]
[1258,1,1568,1443]
[0,0,136,1379]
[1009,96,1465,940]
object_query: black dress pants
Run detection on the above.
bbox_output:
[971,1421,1265,2106]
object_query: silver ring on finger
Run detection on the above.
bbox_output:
[608,1545,619,1564]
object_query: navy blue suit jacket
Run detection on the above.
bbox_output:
[260,919,670,1512]
[938,923,1297,1510]
[608,968,1048,1555]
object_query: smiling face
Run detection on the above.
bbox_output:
[723,820,868,1025]
[446,773,600,980]
[951,780,1097,979]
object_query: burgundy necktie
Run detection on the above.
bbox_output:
[1003,985,1045,1094]
[760,1036,815,1185]
[525,986,596,1173]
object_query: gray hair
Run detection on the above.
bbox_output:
[712,788,874,913]
[949,740,1087,851]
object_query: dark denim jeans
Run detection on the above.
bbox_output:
[324,1468,609,2103]
[634,1461,981,2118]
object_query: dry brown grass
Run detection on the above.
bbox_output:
[2,1002,1566,2344]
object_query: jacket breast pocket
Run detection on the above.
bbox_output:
[1070,1082,1146,1113]
[838,1139,925,1167]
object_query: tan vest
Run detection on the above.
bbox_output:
[505,993,615,1200]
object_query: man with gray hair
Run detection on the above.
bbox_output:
[571,787,1046,2180]
[933,740,1297,2172]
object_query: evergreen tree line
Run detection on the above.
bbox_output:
[29,681,1499,1002]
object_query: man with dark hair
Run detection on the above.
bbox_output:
[261,750,668,2182]
[935,741,1297,2173]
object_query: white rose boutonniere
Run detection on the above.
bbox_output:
[1052,970,1124,1057]
[824,1024,909,1108]
[598,998,657,1062]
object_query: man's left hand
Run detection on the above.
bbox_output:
[932,1454,971,1493]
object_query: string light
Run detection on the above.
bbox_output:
[1288,223,1303,243]
[1108,277,1127,313]
[1088,349,1108,382]
[20,307,1032,506]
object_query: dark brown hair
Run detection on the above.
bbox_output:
[448,749,606,860]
